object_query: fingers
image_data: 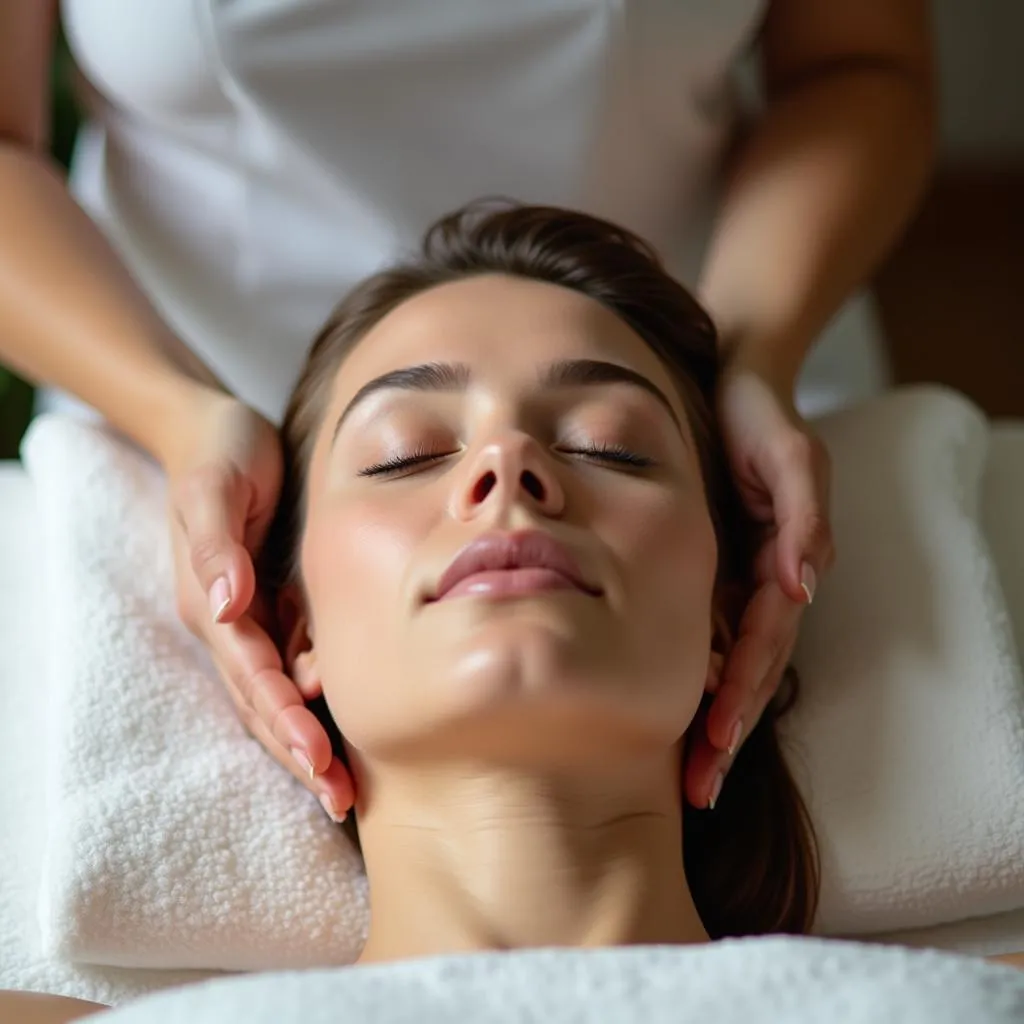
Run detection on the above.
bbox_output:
[314,759,357,823]
[682,702,720,809]
[705,580,802,752]
[213,616,330,767]
[172,466,257,625]
[209,626,355,820]
[765,431,835,603]
[683,649,790,809]
[227,680,354,822]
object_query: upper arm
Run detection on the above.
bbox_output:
[759,0,936,100]
[0,0,60,150]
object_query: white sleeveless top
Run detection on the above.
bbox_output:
[60,0,886,424]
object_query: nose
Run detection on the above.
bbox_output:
[452,432,565,522]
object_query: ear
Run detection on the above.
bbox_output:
[276,583,322,701]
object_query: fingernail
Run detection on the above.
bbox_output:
[727,718,743,757]
[800,562,817,605]
[708,772,724,811]
[210,576,231,622]
[320,793,347,824]
[291,747,316,782]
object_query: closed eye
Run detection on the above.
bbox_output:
[359,441,655,478]
[559,442,655,469]
[358,448,458,477]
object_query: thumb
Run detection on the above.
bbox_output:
[177,468,258,623]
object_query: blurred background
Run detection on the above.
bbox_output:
[0,2,1021,459]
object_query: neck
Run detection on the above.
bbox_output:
[353,752,709,964]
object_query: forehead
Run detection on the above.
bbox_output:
[329,274,679,404]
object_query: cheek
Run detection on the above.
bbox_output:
[606,486,716,595]
[301,496,431,699]
[600,485,718,658]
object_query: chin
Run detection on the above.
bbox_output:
[448,616,589,697]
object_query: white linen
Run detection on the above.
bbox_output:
[0,464,215,1002]
[15,422,368,974]
[787,389,1024,935]
[870,421,1024,957]
[98,941,1024,1024]
[12,386,1024,974]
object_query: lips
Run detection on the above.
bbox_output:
[429,530,602,603]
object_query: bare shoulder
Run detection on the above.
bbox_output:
[0,990,109,1022]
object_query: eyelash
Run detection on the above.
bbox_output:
[358,442,654,478]
[358,445,454,477]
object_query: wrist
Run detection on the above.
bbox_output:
[718,329,803,404]
[146,374,229,474]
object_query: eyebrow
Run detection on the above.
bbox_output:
[330,358,682,447]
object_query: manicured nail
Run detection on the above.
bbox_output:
[727,718,743,757]
[320,793,347,824]
[708,772,724,811]
[210,576,231,622]
[291,747,316,782]
[800,562,817,605]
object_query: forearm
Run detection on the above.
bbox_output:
[698,63,936,392]
[0,141,225,462]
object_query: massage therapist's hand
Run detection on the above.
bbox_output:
[162,388,354,822]
[684,361,835,810]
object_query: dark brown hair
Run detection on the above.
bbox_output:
[260,201,819,940]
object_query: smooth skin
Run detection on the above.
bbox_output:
[0,6,938,991]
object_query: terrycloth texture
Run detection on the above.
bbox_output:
[786,388,1024,935]
[17,385,1024,972]
[809,421,1024,958]
[0,464,216,1003]
[19,421,369,973]
[881,427,1024,961]
[99,941,1024,1024]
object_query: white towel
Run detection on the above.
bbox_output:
[0,464,214,1003]
[20,418,369,972]
[18,385,1024,971]
[788,388,1024,934]
[98,941,1024,1024]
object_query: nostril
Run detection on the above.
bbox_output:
[521,470,545,502]
[472,470,497,504]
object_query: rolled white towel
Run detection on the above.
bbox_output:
[787,387,1024,934]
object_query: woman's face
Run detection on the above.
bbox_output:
[298,274,718,767]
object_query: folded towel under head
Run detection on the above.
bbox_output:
[19,384,1024,971]
[23,418,368,971]
[785,388,1024,934]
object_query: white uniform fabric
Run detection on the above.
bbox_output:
[47,0,889,426]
